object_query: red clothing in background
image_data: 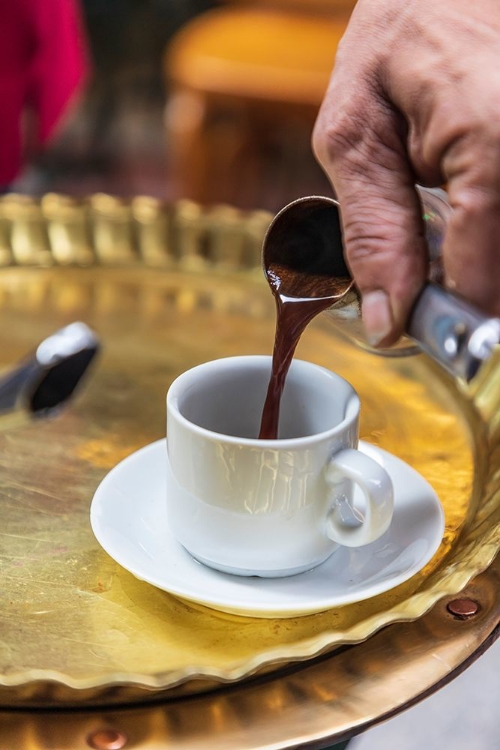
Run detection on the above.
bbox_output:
[0,0,88,184]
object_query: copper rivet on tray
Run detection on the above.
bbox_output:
[87,729,128,750]
[446,598,480,619]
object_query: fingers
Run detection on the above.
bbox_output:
[312,0,500,342]
[378,4,500,320]
[313,83,429,347]
[441,137,500,317]
[442,197,500,318]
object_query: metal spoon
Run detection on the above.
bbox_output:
[0,322,100,430]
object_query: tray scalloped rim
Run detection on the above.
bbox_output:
[0,194,498,702]
[2,540,498,695]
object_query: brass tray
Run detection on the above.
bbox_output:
[0,194,498,708]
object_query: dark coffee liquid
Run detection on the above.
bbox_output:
[259,263,349,440]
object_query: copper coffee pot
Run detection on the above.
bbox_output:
[262,187,500,383]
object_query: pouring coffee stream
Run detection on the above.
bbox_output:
[258,199,353,439]
[259,190,500,440]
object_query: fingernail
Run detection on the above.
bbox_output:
[362,291,394,347]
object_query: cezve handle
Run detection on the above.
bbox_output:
[408,283,500,382]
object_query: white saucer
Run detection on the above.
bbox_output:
[90,440,444,619]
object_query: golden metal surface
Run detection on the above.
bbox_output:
[0,194,498,713]
[1,562,498,749]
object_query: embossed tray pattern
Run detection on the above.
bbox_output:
[0,194,498,707]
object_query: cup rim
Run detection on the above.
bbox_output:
[166,355,360,447]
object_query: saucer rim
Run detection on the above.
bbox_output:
[91,439,445,618]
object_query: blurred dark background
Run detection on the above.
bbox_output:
[18,0,216,200]
[15,0,346,210]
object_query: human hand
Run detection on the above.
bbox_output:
[313,0,500,346]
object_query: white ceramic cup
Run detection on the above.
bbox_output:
[166,356,394,577]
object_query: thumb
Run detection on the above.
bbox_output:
[313,92,428,347]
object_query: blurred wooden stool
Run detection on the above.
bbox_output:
[164,3,353,210]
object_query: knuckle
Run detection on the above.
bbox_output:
[455,189,485,218]
[343,220,399,271]
[342,207,426,286]
[314,104,405,182]
[313,112,363,168]
[452,184,500,222]
[343,201,413,248]
[345,228,400,267]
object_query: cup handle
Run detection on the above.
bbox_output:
[324,448,394,547]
